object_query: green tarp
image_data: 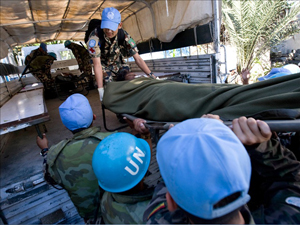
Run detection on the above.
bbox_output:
[103,73,300,122]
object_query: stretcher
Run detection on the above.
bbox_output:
[121,113,300,143]
[101,74,300,143]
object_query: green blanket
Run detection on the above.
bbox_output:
[103,73,300,122]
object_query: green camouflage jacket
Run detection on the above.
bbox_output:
[144,137,300,224]
[30,55,54,72]
[67,43,92,75]
[101,187,154,224]
[25,48,47,65]
[47,127,113,220]
[87,28,138,74]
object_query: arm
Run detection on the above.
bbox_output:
[133,53,156,78]
[124,117,153,153]
[92,57,103,88]
[232,117,300,224]
[36,133,49,156]
[92,57,104,101]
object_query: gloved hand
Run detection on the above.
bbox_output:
[98,87,104,101]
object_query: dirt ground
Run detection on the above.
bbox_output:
[0,89,132,188]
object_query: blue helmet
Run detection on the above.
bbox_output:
[48,52,57,60]
[64,40,72,47]
[92,132,151,193]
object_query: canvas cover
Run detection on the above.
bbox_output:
[103,73,300,122]
[0,0,221,59]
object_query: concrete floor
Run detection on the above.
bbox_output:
[0,89,131,189]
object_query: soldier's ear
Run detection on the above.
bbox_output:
[166,191,178,212]
[118,22,122,29]
[93,114,96,120]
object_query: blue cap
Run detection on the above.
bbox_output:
[64,40,72,47]
[258,64,300,81]
[40,43,47,52]
[101,7,121,31]
[92,132,151,193]
[59,94,93,131]
[157,118,251,220]
[48,52,57,60]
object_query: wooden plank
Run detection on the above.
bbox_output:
[52,59,78,69]
[7,194,79,224]
[3,187,67,218]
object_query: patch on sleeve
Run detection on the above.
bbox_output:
[285,197,300,208]
[88,39,96,47]
[147,202,166,220]
[128,38,136,48]
[87,37,100,56]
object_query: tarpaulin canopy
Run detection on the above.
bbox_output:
[0,0,221,59]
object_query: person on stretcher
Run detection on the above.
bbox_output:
[116,68,148,81]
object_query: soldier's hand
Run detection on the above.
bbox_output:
[133,118,149,134]
[232,117,271,146]
[201,114,223,122]
[98,87,104,101]
[36,133,49,149]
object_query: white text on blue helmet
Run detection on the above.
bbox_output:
[124,146,145,176]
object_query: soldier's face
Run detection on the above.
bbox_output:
[125,72,137,80]
[103,23,122,39]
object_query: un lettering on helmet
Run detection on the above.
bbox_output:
[124,146,145,176]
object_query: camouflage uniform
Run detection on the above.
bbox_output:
[100,186,154,224]
[144,137,300,224]
[47,127,113,220]
[25,48,47,65]
[87,28,138,83]
[67,43,93,82]
[29,55,55,90]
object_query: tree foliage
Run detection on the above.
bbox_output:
[222,0,300,73]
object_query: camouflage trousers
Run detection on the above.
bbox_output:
[33,71,55,90]
[78,56,93,82]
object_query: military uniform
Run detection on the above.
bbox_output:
[144,137,300,224]
[47,127,113,220]
[101,186,154,224]
[67,43,93,82]
[87,28,138,83]
[25,48,47,65]
[29,55,55,90]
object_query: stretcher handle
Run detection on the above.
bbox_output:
[224,120,300,132]
[122,114,300,132]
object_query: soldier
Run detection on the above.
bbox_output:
[86,7,155,102]
[144,116,300,224]
[36,94,152,223]
[64,40,94,89]
[25,42,48,65]
[29,52,57,99]
[36,94,105,222]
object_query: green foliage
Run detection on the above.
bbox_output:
[222,0,300,74]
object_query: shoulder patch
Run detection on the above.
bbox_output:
[128,38,136,47]
[88,39,96,48]
[286,196,300,208]
[147,202,166,220]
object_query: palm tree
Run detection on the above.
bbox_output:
[222,0,300,83]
